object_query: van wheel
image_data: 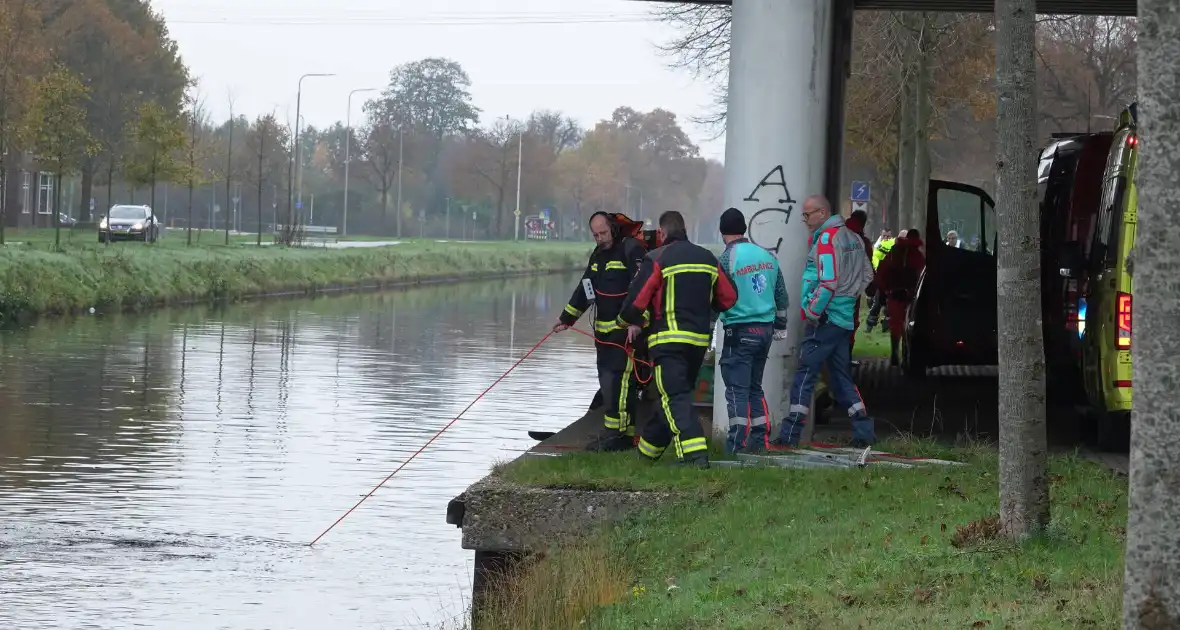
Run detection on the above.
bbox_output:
[901,336,927,381]
[1083,409,1131,453]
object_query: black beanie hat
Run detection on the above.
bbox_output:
[719,207,747,236]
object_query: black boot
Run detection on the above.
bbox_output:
[585,430,634,453]
[890,337,900,367]
[681,452,710,469]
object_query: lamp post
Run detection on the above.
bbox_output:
[286,72,334,231]
[512,116,523,242]
[343,87,378,237]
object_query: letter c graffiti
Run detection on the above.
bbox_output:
[748,207,792,254]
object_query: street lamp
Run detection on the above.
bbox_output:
[286,72,334,230]
[343,87,378,237]
[507,114,523,242]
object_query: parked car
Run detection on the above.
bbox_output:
[59,213,77,226]
[99,205,159,243]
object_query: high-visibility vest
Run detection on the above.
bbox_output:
[872,238,894,269]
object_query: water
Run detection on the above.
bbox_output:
[0,274,597,630]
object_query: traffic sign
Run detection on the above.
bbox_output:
[851,200,869,213]
[295,201,302,209]
[513,208,521,217]
[851,181,870,203]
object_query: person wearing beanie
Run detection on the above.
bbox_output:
[715,207,789,454]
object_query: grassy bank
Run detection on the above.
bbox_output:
[477,440,1126,629]
[0,235,588,319]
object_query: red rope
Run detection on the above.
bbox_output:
[308,324,654,546]
[309,330,556,546]
[568,326,653,384]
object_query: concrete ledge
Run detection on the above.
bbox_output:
[451,474,679,552]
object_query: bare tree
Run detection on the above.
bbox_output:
[994,0,1049,541]
[651,3,731,134]
[1123,2,1180,626]
[182,86,210,246]
[360,111,401,229]
[467,117,525,238]
[1036,16,1137,135]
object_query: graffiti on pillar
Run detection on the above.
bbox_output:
[744,165,796,254]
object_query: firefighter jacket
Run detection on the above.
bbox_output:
[800,215,875,330]
[559,236,647,337]
[617,233,738,348]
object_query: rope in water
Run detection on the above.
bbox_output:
[308,325,653,546]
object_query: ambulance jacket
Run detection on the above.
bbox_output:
[800,215,874,330]
[717,238,789,330]
[617,233,738,348]
[559,236,647,338]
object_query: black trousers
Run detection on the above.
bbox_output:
[595,331,638,434]
[637,343,709,461]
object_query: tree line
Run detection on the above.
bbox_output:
[657,5,1136,233]
[0,0,188,242]
[0,1,721,244]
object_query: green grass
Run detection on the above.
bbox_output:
[0,234,589,319]
[852,327,892,360]
[480,442,1126,629]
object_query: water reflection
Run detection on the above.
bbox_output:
[0,274,596,629]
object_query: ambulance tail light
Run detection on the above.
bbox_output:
[1116,292,1132,349]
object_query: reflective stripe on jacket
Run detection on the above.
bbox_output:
[618,233,738,347]
[559,236,646,338]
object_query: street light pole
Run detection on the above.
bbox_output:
[395,128,403,238]
[287,72,334,233]
[511,115,523,242]
[343,87,377,237]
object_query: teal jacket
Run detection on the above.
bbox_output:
[717,238,789,330]
[800,215,875,330]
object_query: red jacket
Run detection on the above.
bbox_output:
[877,236,925,296]
[844,214,874,262]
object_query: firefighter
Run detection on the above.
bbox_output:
[618,211,738,468]
[553,212,647,452]
[876,228,925,367]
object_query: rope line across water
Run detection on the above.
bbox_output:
[308,325,653,546]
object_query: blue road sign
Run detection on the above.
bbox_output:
[851,181,870,203]
[295,201,302,209]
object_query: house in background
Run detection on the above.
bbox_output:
[2,151,56,229]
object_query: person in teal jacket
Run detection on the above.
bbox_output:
[773,195,877,448]
[716,208,789,453]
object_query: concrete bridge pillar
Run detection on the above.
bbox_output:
[713,0,851,443]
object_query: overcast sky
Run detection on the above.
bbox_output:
[154,0,726,160]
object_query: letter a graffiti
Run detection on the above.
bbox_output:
[743,165,796,204]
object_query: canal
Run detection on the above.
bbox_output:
[0,274,596,629]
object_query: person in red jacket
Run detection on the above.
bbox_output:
[876,228,925,366]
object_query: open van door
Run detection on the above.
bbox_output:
[903,180,998,377]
